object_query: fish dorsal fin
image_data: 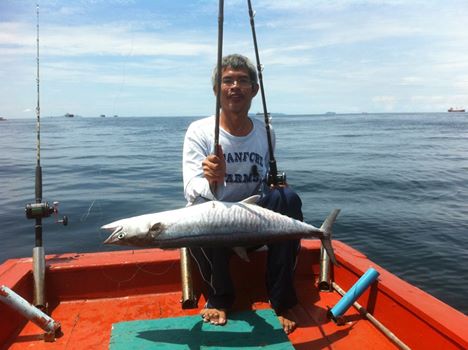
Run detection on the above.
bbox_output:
[240,195,260,205]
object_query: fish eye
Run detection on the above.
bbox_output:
[118,233,125,240]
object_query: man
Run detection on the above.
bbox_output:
[182,54,303,334]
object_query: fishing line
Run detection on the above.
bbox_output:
[98,264,141,289]
[98,259,178,287]
[80,199,96,222]
[112,23,135,117]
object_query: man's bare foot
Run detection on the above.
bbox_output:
[200,308,227,326]
[277,307,299,334]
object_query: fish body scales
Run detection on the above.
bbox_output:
[102,199,339,264]
[158,202,313,247]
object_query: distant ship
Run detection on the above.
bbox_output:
[100,114,106,118]
[448,107,465,112]
[64,113,74,118]
[0,116,6,121]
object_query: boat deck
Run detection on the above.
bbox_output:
[1,241,467,349]
[8,284,399,349]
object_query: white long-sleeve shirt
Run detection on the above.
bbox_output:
[183,115,274,205]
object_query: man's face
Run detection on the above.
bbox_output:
[216,67,259,115]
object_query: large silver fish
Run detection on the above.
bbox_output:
[102,195,340,264]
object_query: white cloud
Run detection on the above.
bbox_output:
[400,76,425,86]
[372,96,397,111]
[0,21,214,58]
[1,0,468,117]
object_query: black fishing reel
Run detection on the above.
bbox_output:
[267,171,287,187]
[25,201,68,226]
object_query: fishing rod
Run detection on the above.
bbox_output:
[25,3,67,312]
[247,0,285,187]
[247,1,336,293]
[180,0,226,312]
[213,0,225,189]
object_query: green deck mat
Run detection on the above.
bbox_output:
[110,309,294,349]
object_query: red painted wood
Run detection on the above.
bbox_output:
[1,241,467,350]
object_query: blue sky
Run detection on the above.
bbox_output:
[1,0,467,118]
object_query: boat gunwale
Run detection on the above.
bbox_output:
[325,240,467,348]
[0,240,467,350]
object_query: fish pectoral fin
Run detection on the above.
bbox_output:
[233,247,250,262]
[149,222,165,236]
[240,195,260,205]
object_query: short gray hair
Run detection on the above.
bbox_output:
[211,54,258,88]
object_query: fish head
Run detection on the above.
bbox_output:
[102,224,126,245]
[101,216,167,247]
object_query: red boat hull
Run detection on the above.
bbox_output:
[0,241,466,349]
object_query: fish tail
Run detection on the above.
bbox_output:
[318,209,341,265]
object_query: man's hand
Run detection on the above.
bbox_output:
[202,145,225,185]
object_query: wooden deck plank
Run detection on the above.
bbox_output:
[6,277,401,350]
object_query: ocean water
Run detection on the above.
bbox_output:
[0,113,467,314]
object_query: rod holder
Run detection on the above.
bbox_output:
[0,285,61,342]
[318,245,331,291]
[180,248,198,309]
[33,246,46,310]
[328,267,379,323]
